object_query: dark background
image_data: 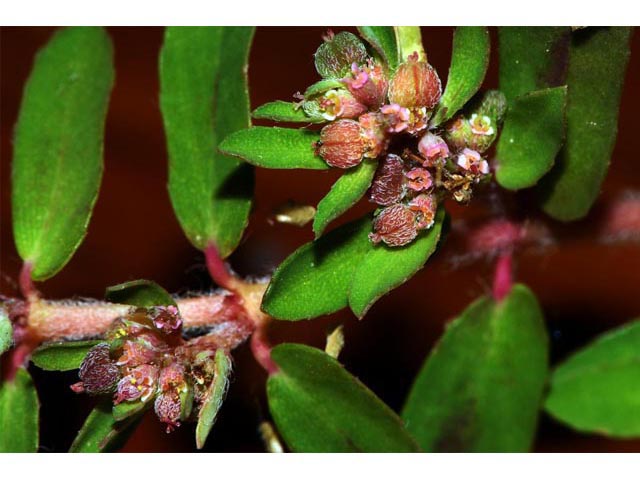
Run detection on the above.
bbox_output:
[1,26,639,452]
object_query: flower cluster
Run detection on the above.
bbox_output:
[71,305,224,432]
[302,31,505,246]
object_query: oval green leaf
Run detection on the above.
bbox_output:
[349,207,446,318]
[545,319,640,437]
[357,27,399,71]
[105,279,176,307]
[252,101,325,124]
[402,284,548,452]
[267,343,420,452]
[495,86,567,190]
[394,26,425,62]
[537,27,632,221]
[498,27,571,103]
[195,349,232,449]
[312,159,377,237]
[219,127,327,170]
[161,27,255,256]
[262,216,372,320]
[0,368,40,452]
[432,27,490,126]
[12,27,114,281]
[31,340,101,371]
[70,399,142,453]
[113,399,150,422]
[0,308,12,355]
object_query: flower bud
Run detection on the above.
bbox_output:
[303,89,367,121]
[369,154,405,206]
[443,115,472,152]
[314,31,369,79]
[370,204,418,247]
[418,132,449,167]
[318,120,366,168]
[389,59,442,109]
[343,60,388,108]
[74,343,121,395]
[408,194,437,230]
[405,168,433,192]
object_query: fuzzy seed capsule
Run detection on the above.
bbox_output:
[75,343,121,395]
[389,60,442,110]
[369,154,405,206]
[318,120,366,168]
[314,31,369,79]
[370,204,418,247]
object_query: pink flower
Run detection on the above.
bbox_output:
[408,194,437,230]
[457,148,489,175]
[405,168,433,191]
[115,364,159,404]
[381,103,410,133]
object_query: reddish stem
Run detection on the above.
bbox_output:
[204,244,236,292]
[250,327,278,375]
[19,262,37,300]
[492,252,513,302]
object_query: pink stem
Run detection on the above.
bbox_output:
[204,244,236,292]
[492,252,513,302]
[250,327,278,375]
[19,262,36,299]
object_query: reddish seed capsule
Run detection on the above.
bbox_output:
[155,392,182,432]
[116,340,158,368]
[389,60,442,109]
[369,154,405,206]
[370,204,418,247]
[318,120,366,168]
[75,343,121,395]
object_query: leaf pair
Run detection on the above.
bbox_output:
[262,208,445,320]
[496,27,632,220]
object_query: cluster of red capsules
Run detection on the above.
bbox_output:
[302,31,505,246]
[71,306,224,432]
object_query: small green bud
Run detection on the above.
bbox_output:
[314,31,369,79]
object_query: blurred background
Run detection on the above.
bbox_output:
[1,26,639,452]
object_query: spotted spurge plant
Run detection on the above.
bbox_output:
[1,26,637,453]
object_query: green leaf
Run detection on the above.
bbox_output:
[195,349,232,449]
[0,308,12,355]
[349,207,446,318]
[432,27,490,126]
[495,87,567,190]
[267,343,420,452]
[31,340,101,371]
[105,279,176,307]
[538,27,632,221]
[252,101,325,124]
[262,216,372,320]
[545,319,640,437]
[12,27,114,281]
[161,27,255,256]
[498,27,571,103]
[113,399,150,422]
[402,284,548,452]
[0,368,39,452]
[394,26,425,61]
[357,27,399,71]
[313,160,377,237]
[70,399,142,453]
[219,127,327,170]
[304,79,345,98]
